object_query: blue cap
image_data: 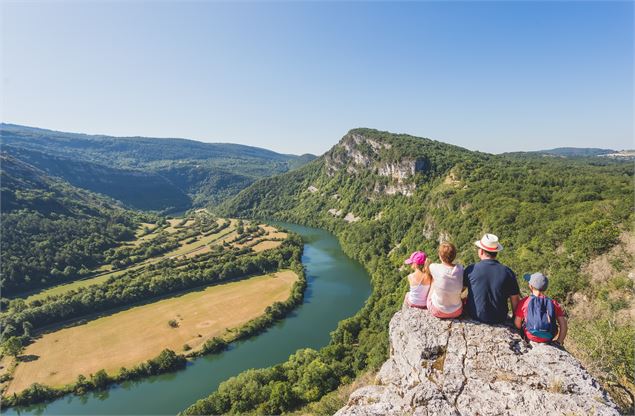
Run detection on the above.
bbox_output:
[523,272,549,291]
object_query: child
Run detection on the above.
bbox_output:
[404,251,431,309]
[514,272,568,346]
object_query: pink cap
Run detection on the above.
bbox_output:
[405,251,427,265]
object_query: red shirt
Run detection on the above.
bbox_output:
[514,295,565,342]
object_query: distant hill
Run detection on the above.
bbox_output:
[502,147,634,160]
[4,146,192,212]
[0,153,150,295]
[534,147,616,157]
[0,124,316,211]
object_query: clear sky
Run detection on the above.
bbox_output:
[1,1,633,155]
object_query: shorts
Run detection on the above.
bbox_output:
[404,293,427,309]
[427,296,462,319]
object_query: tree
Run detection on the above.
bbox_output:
[2,336,23,358]
[268,381,297,413]
[90,370,110,389]
[74,374,91,394]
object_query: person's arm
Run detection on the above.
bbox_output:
[423,258,433,284]
[510,295,520,315]
[554,316,568,344]
[513,297,524,329]
[507,269,521,316]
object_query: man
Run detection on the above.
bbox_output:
[463,233,520,324]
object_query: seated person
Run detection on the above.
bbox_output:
[514,272,568,346]
[403,251,430,309]
[463,233,520,323]
[427,242,463,319]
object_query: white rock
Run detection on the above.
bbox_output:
[336,306,619,416]
[344,213,360,223]
[328,208,343,217]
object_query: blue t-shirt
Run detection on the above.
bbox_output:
[463,259,520,324]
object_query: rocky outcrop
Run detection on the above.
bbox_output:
[328,208,343,217]
[374,182,416,197]
[378,160,427,181]
[336,306,619,416]
[324,133,427,196]
[344,213,360,223]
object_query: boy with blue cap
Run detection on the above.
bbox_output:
[514,272,568,346]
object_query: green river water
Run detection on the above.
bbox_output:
[3,223,372,415]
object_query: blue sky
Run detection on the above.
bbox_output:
[1,1,632,155]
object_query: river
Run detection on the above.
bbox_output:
[3,223,372,416]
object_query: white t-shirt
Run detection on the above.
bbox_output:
[429,263,464,313]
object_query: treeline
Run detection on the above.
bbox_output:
[1,234,303,340]
[200,129,634,414]
[106,234,180,269]
[3,349,186,407]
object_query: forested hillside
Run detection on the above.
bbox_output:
[183,128,634,414]
[0,154,153,296]
[0,124,315,212]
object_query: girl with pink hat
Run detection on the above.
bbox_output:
[403,251,431,309]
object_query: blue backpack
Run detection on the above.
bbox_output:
[525,295,557,340]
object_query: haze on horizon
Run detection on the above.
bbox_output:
[1,1,633,155]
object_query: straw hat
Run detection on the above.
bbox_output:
[474,233,503,252]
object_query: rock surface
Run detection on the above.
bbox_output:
[336,306,619,416]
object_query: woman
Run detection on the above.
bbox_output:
[427,242,463,318]
[403,251,431,309]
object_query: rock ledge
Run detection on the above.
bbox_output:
[336,306,619,416]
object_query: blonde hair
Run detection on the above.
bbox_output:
[439,242,457,264]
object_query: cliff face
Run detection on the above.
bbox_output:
[336,306,619,416]
[324,131,428,196]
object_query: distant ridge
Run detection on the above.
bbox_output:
[532,147,616,157]
[0,123,316,211]
[0,123,315,163]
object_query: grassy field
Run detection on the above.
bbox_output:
[7,270,298,394]
[251,240,283,252]
[25,269,131,302]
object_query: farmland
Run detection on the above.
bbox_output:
[24,211,286,302]
[6,270,298,394]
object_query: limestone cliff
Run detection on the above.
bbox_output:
[323,131,427,196]
[335,306,620,416]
